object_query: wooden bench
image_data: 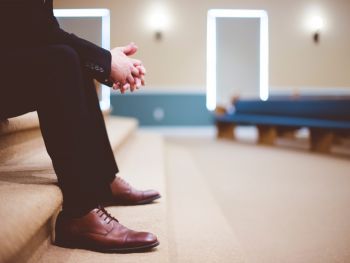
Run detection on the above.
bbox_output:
[215,99,350,153]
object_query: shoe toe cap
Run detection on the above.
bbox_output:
[144,232,158,243]
[127,231,158,247]
[144,189,161,199]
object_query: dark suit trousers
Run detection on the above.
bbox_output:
[0,45,118,215]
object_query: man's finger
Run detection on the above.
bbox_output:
[113,82,121,90]
[123,83,130,90]
[131,66,140,77]
[127,75,137,92]
[122,42,138,56]
[127,74,135,86]
[137,65,146,75]
[135,77,142,89]
[140,74,145,86]
[132,59,142,66]
[122,83,130,94]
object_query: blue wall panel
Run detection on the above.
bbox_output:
[110,93,214,126]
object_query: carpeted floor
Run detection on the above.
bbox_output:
[166,136,350,263]
[37,131,169,263]
[166,142,246,263]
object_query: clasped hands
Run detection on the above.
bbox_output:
[109,43,146,94]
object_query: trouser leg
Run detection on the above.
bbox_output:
[37,45,118,215]
[81,70,119,181]
[0,45,118,216]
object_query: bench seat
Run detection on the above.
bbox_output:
[215,99,350,153]
[217,113,350,130]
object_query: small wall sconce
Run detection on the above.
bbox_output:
[310,16,324,44]
[155,31,163,41]
[146,2,170,42]
[313,31,320,43]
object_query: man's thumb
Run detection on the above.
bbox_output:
[122,43,138,56]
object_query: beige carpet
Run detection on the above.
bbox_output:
[38,131,169,263]
[166,137,350,263]
[0,163,61,263]
[0,117,139,263]
[0,112,39,135]
[166,142,246,263]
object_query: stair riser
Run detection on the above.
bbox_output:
[3,211,58,263]
[0,128,45,165]
[0,112,40,136]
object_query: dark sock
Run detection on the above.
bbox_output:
[61,202,98,218]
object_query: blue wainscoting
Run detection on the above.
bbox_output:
[110,92,214,126]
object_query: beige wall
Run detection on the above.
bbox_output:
[55,0,350,91]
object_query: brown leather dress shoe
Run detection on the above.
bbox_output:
[106,176,161,206]
[55,206,159,253]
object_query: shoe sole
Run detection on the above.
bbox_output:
[105,194,161,207]
[133,195,161,205]
[55,240,160,253]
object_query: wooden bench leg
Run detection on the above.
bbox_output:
[216,122,235,140]
[310,129,334,153]
[257,126,277,145]
[332,132,347,146]
[277,127,297,139]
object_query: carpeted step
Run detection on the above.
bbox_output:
[0,175,62,263]
[0,109,111,136]
[0,116,138,169]
[36,131,169,263]
[0,116,138,263]
[0,113,42,166]
[165,142,246,263]
[0,112,40,136]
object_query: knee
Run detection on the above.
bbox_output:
[42,45,84,98]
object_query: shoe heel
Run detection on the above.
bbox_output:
[54,233,75,249]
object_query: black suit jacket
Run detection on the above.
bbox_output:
[0,0,112,86]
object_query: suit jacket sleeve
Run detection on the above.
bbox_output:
[44,0,113,87]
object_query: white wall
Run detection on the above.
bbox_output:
[55,0,350,91]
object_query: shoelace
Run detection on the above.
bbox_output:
[95,206,119,224]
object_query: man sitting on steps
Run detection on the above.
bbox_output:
[0,0,160,253]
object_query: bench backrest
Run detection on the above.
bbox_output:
[235,100,350,121]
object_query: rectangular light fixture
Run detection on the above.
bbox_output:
[54,9,111,111]
[207,9,269,111]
